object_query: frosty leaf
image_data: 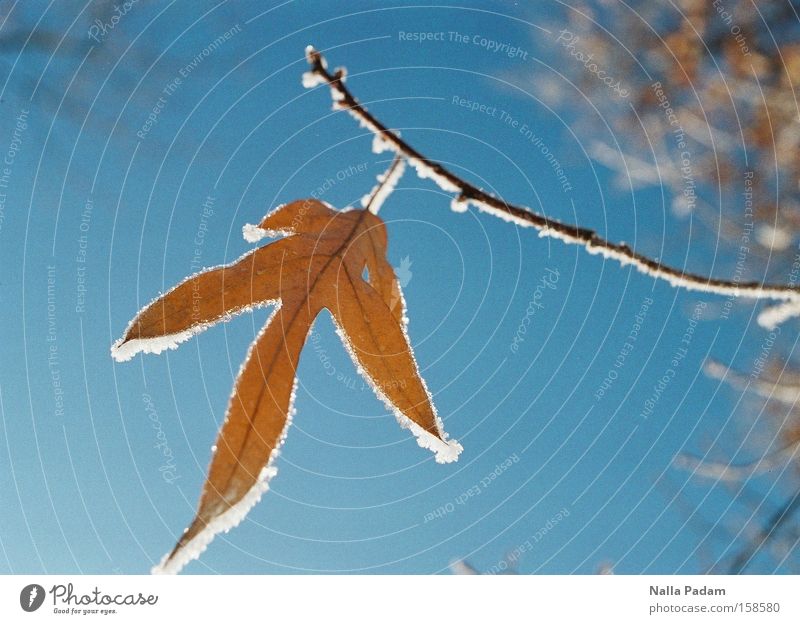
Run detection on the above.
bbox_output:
[110,243,292,361]
[112,198,460,574]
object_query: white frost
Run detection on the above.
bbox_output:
[111,328,205,362]
[330,315,461,463]
[152,464,279,575]
[758,300,800,329]
[372,132,395,155]
[112,293,280,361]
[331,87,346,104]
[304,45,326,69]
[361,158,406,214]
[400,414,463,464]
[450,196,469,213]
[243,199,339,243]
[394,284,410,328]
[756,223,793,251]
[301,71,326,89]
[242,222,269,243]
[408,157,460,193]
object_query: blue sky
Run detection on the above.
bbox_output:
[0,0,795,574]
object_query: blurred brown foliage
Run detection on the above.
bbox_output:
[500,0,800,574]
[552,1,800,259]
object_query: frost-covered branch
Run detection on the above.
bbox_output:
[674,442,800,482]
[704,359,800,406]
[361,154,405,214]
[303,46,800,328]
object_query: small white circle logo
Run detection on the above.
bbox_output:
[20,584,45,612]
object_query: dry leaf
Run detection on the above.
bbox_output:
[111,198,461,573]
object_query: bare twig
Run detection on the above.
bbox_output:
[675,441,800,482]
[727,486,800,574]
[704,359,800,406]
[302,46,800,328]
[361,154,405,214]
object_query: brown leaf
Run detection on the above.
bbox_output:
[111,198,461,574]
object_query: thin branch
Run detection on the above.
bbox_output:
[727,485,800,574]
[361,154,405,214]
[704,359,800,406]
[303,46,800,327]
[674,441,800,482]
[588,139,676,189]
